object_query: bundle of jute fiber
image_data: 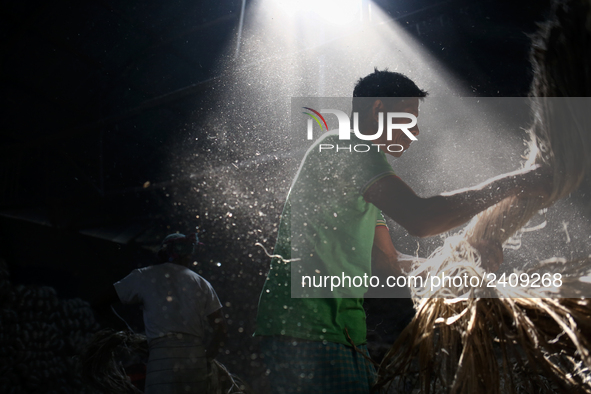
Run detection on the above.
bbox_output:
[376,259,591,394]
[80,329,148,394]
[375,1,591,393]
[80,329,255,394]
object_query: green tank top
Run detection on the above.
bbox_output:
[255,131,396,346]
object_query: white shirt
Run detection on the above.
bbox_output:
[114,263,222,340]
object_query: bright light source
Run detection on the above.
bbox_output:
[275,0,361,25]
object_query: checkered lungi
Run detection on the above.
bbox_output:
[144,333,209,394]
[260,336,377,394]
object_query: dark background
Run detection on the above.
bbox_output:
[6,0,586,391]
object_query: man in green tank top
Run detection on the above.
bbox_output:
[256,69,551,394]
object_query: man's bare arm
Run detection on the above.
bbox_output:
[372,226,404,276]
[364,167,551,238]
[372,226,424,276]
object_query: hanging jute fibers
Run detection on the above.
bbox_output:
[376,1,591,393]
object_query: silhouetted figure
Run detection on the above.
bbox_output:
[94,232,227,393]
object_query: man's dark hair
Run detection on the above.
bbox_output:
[352,69,428,122]
[353,68,428,98]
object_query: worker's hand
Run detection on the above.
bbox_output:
[395,252,426,275]
[470,239,503,272]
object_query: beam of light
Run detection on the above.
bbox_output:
[171,0,476,265]
[182,0,471,223]
[234,0,247,59]
[170,0,591,299]
[205,0,471,176]
[274,0,362,26]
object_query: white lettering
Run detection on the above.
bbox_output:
[369,276,379,287]
[342,273,351,287]
[305,110,418,145]
[371,143,385,152]
[353,276,363,287]
[386,144,404,152]
[353,112,383,140]
[320,109,351,140]
[387,112,417,141]
[330,276,341,292]
[397,275,406,287]
[313,276,323,287]
[307,119,314,140]
[430,275,441,291]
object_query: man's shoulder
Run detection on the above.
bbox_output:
[138,263,192,277]
[181,268,214,288]
[136,263,166,274]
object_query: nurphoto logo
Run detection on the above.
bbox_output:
[302,107,417,153]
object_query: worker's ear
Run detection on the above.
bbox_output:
[371,99,385,123]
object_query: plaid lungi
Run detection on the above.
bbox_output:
[145,333,208,394]
[260,336,377,394]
